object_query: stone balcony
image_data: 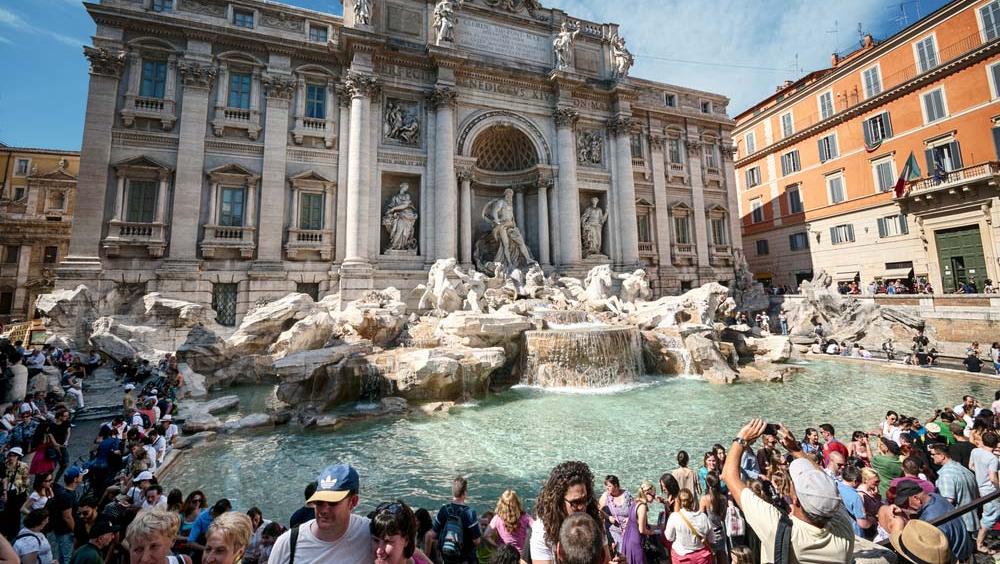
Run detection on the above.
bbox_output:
[201,225,256,259]
[285,228,334,260]
[121,95,176,130]
[905,161,1000,199]
[102,220,167,257]
[0,264,17,278]
[710,244,734,266]
[292,116,335,148]
[212,107,262,140]
[671,243,696,266]
[638,241,655,257]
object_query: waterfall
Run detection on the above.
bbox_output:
[522,326,645,388]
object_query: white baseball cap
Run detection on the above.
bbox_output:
[134,470,154,482]
[789,458,843,519]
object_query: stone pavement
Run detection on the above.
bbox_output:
[66,366,122,466]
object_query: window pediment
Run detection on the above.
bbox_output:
[113,155,173,179]
[207,163,259,183]
[289,170,335,191]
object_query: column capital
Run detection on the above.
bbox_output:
[606,115,635,136]
[83,46,126,78]
[537,177,554,190]
[719,144,737,160]
[553,107,579,127]
[263,73,296,100]
[686,138,703,156]
[456,167,474,182]
[178,61,217,89]
[649,134,665,149]
[427,86,458,109]
[344,72,381,99]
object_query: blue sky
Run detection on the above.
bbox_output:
[0,0,951,151]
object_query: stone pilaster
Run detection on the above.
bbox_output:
[685,135,711,272]
[256,73,295,263]
[13,245,31,311]
[335,85,351,263]
[648,134,672,269]
[537,178,552,266]
[342,72,380,265]
[429,86,458,260]
[608,115,639,266]
[720,143,742,253]
[57,46,125,284]
[457,167,473,266]
[554,107,581,266]
[167,60,216,261]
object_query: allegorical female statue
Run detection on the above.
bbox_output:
[382,183,418,251]
[433,0,457,46]
[580,197,608,257]
[353,0,372,25]
[552,21,580,71]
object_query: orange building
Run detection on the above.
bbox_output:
[733,0,1000,293]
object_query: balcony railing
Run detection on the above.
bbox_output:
[224,108,251,121]
[302,118,326,131]
[907,161,1000,196]
[201,225,257,259]
[213,106,262,139]
[102,220,167,257]
[285,228,334,260]
[121,95,176,130]
[134,97,165,111]
[638,241,655,255]
[0,264,17,278]
[631,157,646,168]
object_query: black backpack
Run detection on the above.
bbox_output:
[439,504,467,563]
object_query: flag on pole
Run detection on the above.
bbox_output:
[893,151,921,198]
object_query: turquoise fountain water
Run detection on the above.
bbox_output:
[161,359,995,521]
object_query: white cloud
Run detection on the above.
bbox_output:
[545,0,895,115]
[0,35,11,45]
[0,6,85,49]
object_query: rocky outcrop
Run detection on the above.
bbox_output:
[436,311,533,349]
[631,283,734,330]
[141,293,214,328]
[683,331,738,384]
[274,344,375,412]
[35,285,98,346]
[313,397,409,430]
[182,412,222,433]
[177,363,207,398]
[223,413,272,431]
[212,355,275,387]
[640,329,688,375]
[368,346,506,401]
[88,317,156,361]
[268,310,338,359]
[748,336,793,363]
[226,293,317,355]
[177,324,232,375]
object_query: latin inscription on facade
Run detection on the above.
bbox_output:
[387,4,422,37]
[376,63,433,84]
[457,76,554,102]
[455,17,551,66]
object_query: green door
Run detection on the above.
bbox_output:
[935,225,987,293]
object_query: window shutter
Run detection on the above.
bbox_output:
[899,215,909,235]
[924,148,935,176]
[949,141,963,169]
[829,227,837,243]
[818,139,825,162]
[877,218,887,238]
[992,128,1000,159]
[882,112,893,138]
[847,224,855,241]
[863,119,872,147]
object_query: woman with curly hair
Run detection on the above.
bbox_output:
[484,490,532,553]
[528,460,606,564]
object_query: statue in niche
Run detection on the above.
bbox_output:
[576,131,603,165]
[474,188,535,273]
[384,100,420,145]
[552,21,580,71]
[382,183,418,252]
[353,0,372,25]
[609,33,634,79]
[580,197,608,258]
[433,0,457,46]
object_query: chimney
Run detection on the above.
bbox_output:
[863,34,874,48]
[831,53,840,66]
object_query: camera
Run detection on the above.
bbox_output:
[763,423,780,436]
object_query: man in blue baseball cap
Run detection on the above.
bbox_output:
[268,464,373,563]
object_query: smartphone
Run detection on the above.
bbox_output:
[763,423,780,436]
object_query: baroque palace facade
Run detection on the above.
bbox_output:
[61,0,740,326]
[734,0,1000,293]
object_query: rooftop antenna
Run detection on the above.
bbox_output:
[857,22,864,47]
[826,19,839,54]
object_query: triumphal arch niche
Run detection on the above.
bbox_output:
[63,0,737,322]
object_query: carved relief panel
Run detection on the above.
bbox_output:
[576,130,604,167]
[383,98,421,146]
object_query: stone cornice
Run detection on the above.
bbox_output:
[84,46,126,78]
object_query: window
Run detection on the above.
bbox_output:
[981,0,1000,41]
[990,62,1000,98]
[228,72,252,109]
[673,216,690,244]
[43,246,58,264]
[667,138,682,164]
[212,283,238,327]
[926,141,963,173]
[2,246,19,264]
[780,112,794,138]
[818,91,834,120]
[818,133,838,163]
[789,232,809,251]
[862,66,882,98]
[750,199,764,223]
[780,150,800,176]
[755,239,769,256]
[150,0,172,11]
[297,282,320,301]
[701,100,712,114]
[0,292,12,315]
[744,132,756,155]
[219,186,246,227]
[830,224,855,244]
[863,112,893,147]
[827,174,846,204]
[921,88,947,123]
[13,187,24,200]
[125,180,157,223]
[14,159,30,176]
[299,192,323,230]
[308,24,328,43]
[630,134,643,159]
[305,83,326,119]
[664,93,676,107]
[637,214,651,243]
[872,158,896,193]
[233,8,254,28]
[915,36,938,72]
[710,217,727,245]
[877,214,909,238]
[704,144,719,169]
[745,166,761,188]
[140,60,167,99]
[787,185,803,214]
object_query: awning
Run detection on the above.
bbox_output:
[754,272,773,280]
[834,271,859,282]
[882,267,914,279]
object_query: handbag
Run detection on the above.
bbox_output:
[45,447,59,461]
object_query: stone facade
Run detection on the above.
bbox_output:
[0,145,79,323]
[60,0,739,327]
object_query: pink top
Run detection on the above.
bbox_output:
[489,513,533,551]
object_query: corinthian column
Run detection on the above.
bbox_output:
[58,47,125,281]
[608,116,639,266]
[458,168,473,266]
[537,178,551,266]
[554,107,581,266]
[257,73,295,262]
[342,72,380,265]
[429,86,458,260]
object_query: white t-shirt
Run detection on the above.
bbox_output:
[268,515,373,564]
[27,491,49,510]
[739,489,854,563]
[13,529,52,564]
[142,495,168,511]
[664,509,712,555]
[528,518,554,561]
[164,423,179,443]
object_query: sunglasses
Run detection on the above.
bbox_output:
[374,502,405,515]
